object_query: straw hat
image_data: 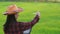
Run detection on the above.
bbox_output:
[4,4,23,15]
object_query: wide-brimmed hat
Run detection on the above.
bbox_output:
[3,4,23,15]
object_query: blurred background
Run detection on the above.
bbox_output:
[0,0,60,34]
[0,0,60,2]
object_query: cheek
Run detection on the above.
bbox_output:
[15,14,18,19]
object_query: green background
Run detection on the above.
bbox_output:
[0,2,60,34]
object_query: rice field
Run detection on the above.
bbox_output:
[0,2,60,34]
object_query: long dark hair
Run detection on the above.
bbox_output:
[4,14,17,27]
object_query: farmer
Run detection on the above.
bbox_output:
[3,4,40,34]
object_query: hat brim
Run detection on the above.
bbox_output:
[3,7,23,15]
[14,7,23,13]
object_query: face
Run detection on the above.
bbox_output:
[15,13,19,19]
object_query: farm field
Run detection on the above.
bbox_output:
[0,2,60,34]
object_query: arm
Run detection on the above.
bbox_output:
[21,12,40,30]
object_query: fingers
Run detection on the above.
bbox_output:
[36,11,40,17]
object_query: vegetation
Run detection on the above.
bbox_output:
[0,0,60,2]
[0,2,60,34]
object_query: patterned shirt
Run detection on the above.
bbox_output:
[4,15,39,34]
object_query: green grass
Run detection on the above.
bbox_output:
[0,2,60,34]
